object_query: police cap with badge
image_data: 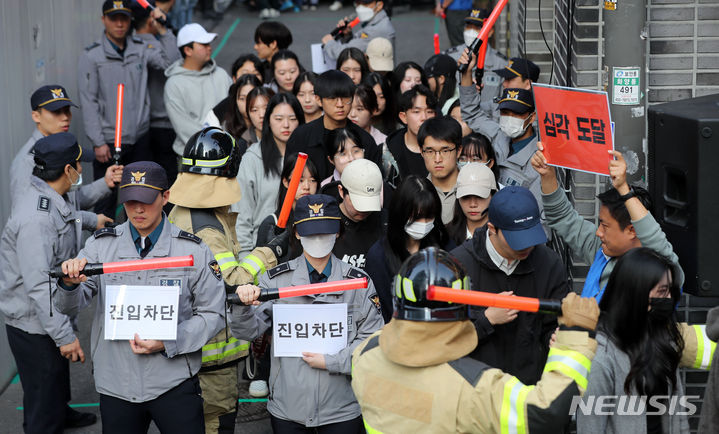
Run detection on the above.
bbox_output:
[103,0,132,16]
[118,161,169,204]
[32,132,94,171]
[497,88,534,114]
[465,9,490,27]
[294,194,342,236]
[494,58,540,82]
[31,85,78,112]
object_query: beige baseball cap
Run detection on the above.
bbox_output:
[340,159,382,212]
[365,37,394,72]
[457,163,497,199]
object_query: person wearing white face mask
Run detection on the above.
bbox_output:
[320,0,396,65]
[445,9,508,118]
[231,194,383,433]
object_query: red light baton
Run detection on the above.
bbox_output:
[426,285,562,314]
[113,83,124,164]
[276,152,308,229]
[434,33,440,55]
[331,17,361,39]
[135,0,168,26]
[458,0,508,74]
[227,277,368,303]
[49,255,194,278]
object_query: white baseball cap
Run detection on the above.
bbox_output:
[365,37,394,72]
[457,162,497,199]
[340,159,382,212]
[177,23,217,48]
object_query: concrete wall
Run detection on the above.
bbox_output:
[0,0,103,230]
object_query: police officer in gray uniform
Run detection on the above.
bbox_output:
[55,161,225,434]
[10,85,123,230]
[78,0,176,218]
[321,0,396,64]
[1,133,97,433]
[446,9,507,122]
[232,194,384,433]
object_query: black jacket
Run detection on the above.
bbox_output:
[285,117,383,180]
[450,226,570,385]
[386,127,428,180]
[333,212,383,270]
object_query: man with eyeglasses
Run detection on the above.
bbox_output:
[285,70,383,180]
[386,85,438,180]
[418,116,463,225]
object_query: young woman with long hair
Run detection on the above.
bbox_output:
[223,74,263,144]
[446,162,497,246]
[365,175,451,322]
[269,49,304,93]
[245,87,276,145]
[234,93,305,258]
[363,72,396,135]
[578,247,715,433]
[336,47,370,85]
[292,71,322,123]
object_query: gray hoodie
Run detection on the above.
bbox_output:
[164,59,232,155]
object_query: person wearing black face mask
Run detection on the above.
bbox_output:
[578,247,717,434]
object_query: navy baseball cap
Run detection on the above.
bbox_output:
[497,88,534,114]
[31,85,77,112]
[32,132,93,170]
[294,194,341,236]
[118,161,169,204]
[465,9,490,26]
[493,58,540,82]
[488,186,546,251]
[424,54,457,78]
[103,0,132,16]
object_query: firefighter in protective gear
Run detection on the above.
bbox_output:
[351,247,600,433]
[168,127,284,433]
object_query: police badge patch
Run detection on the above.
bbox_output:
[209,260,222,281]
[369,293,382,315]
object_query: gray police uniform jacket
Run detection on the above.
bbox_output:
[78,32,177,148]
[54,220,225,402]
[0,176,83,347]
[10,129,111,229]
[323,10,396,63]
[229,255,384,427]
[135,32,182,130]
[447,44,506,121]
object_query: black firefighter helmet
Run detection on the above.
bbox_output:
[181,127,240,177]
[393,247,470,322]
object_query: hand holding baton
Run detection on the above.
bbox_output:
[276,153,308,229]
[50,255,195,278]
[457,0,508,74]
[331,17,360,40]
[135,0,168,26]
[227,278,368,304]
[426,285,562,314]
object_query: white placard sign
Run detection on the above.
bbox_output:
[311,43,332,74]
[272,304,347,357]
[104,285,180,340]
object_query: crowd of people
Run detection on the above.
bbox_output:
[2,0,719,433]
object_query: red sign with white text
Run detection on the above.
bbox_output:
[532,83,614,176]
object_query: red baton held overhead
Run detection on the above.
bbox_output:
[434,33,440,55]
[114,83,124,155]
[276,152,308,229]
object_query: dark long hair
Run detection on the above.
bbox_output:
[275,152,319,215]
[231,53,265,82]
[390,62,429,98]
[246,86,276,136]
[599,247,684,396]
[461,133,499,181]
[292,71,318,95]
[435,70,457,114]
[224,74,263,140]
[270,50,305,92]
[260,93,305,177]
[336,47,370,83]
[385,175,449,273]
[363,72,396,134]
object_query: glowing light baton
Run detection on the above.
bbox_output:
[458,0,508,74]
[113,83,124,165]
[276,152,308,229]
[426,285,562,314]
[331,17,361,39]
[434,33,440,55]
[49,255,195,278]
[227,277,368,303]
[135,0,168,26]
[474,41,489,85]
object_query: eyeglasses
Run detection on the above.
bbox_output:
[328,96,352,106]
[458,156,490,164]
[421,147,457,158]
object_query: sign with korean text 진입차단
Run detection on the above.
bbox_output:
[104,285,179,340]
[272,303,348,357]
[532,83,614,176]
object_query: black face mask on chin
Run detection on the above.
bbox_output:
[648,297,675,321]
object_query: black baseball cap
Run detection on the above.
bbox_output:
[31,85,77,112]
[497,88,534,114]
[103,0,132,16]
[118,161,169,204]
[424,54,457,78]
[32,132,93,170]
[294,194,341,236]
[493,58,540,82]
[465,9,490,26]
[488,186,546,251]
